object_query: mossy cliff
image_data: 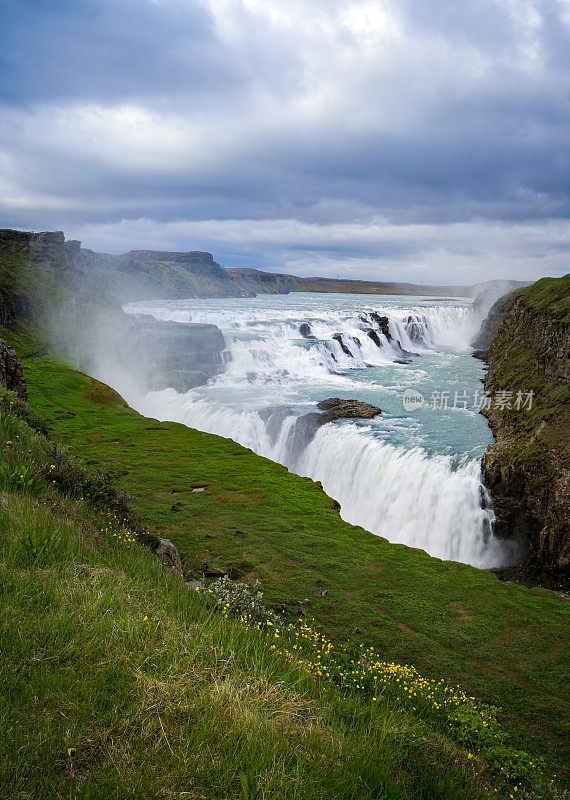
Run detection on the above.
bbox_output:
[481,275,570,583]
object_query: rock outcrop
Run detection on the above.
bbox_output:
[480,276,569,585]
[155,538,185,574]
[315,397,382,419]
[126,314,225,392]
[292,398,381,455]
[0,339,27,401]
[471,289,524,352]
[259,397,381,461]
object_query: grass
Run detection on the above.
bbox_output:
[20,355,570,782]
[0,413,499,800]
[521,274,570,324]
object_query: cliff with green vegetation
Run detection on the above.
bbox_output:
[481,275,570,584]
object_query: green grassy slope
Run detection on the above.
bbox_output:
[23,356,570,779]
[521,274,570,323]
[0,387,502,799]
[0,471,491,799]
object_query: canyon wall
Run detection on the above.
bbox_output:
[481,276,570,584]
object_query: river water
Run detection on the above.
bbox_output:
[120,292,512,568]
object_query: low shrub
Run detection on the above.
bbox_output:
[519,781,570,800]
[201,574,283,625]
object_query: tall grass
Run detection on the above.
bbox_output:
[0,491,493,799]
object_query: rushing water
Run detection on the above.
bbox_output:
[117,292,513,569]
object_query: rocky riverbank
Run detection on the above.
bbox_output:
[479,276,569,587]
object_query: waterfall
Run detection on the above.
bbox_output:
[116,293,512,569]
[299,424,500,567]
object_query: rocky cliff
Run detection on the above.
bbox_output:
[0,339,27,401]
[481,275,570,585]
[125,315,225,392]
[0,230,227,391]
[5,228,520,305]
[471,288,526,352]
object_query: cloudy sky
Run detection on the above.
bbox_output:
[1,0,569,284]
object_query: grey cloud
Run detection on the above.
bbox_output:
[0,0,569,282]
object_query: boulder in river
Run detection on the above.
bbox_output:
[316,397,381,419]
[299,323,316,339]
[291,397,382,455]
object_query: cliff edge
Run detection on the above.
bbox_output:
[481,275,570,585]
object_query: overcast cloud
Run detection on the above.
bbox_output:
[1,0,569,283]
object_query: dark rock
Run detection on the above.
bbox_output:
[316,397,381,419]
[332,333,353,357]
[0,340,27,401]
[155,538,185,574]
[299,323,315,338]
[370,313,392,340]
[393,359,411,365]
[202,564,227,578]
[367,329,383,347]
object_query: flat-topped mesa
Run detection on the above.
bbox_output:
[124,249,227,278]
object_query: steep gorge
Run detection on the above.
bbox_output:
[480,276,570,584]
